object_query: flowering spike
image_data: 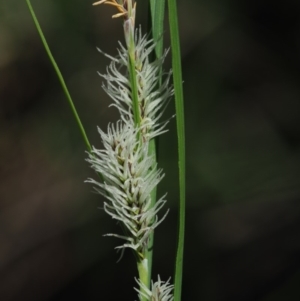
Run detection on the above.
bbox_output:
[97,26,173,142]
[93,0,136,22]
[89,0,173,271]
[135,276,174,301]
[86,122,168,255]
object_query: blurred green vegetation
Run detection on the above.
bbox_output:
[1,0,300,300]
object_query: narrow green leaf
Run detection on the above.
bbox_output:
[167,0,186,300]
[25,0,92,154]
[150,0,166,59]
[146,0,166,288]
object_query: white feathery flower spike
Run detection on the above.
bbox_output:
[86,122,169,255]
[135,276,174,301]
[97,26,173,141]
[90,1,174,299]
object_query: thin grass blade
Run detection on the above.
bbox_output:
[25,0,92,153]
[150,0,166,59]
[167,0,186,300]
[146,0,166,288]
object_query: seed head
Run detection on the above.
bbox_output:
[97,27,173,141]
[86,122,168,256]
[135,276,174,301]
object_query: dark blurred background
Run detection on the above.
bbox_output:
[1,0,300,300]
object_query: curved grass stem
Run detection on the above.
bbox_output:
[25,0,92,154]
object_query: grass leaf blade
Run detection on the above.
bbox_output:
[150,0,166,59]
[167,0,186,300]
[25,0,92,153]
[146,0,166,288]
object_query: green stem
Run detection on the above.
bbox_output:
[137,258,149,301]
[145,138,157,287]
[128,53,141,127]
[125,13,150,295]
[146,0,166,287]
[125,19,141,128]
[167,0,186,300]
[25,0,92,153]
[150,0,166,60]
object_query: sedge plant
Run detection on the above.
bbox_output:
[25,0,185,300]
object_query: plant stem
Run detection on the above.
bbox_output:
[145,138,157,287]
[146,0,166,286]
[137,258,149,301]
[167,0,186,300]
[128,54,141,127]
[25,0,92,153]
[125,18,141,128]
